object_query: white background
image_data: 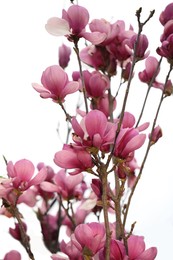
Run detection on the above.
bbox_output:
[0,0,173,259]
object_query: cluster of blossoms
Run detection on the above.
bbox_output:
[1,2,173,260]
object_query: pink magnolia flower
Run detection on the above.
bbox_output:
[129,34,149,60]
[72,109,117,151]
[159,3,173,26]
[113,127,146,160]
[72,222,105,256]
[54,144,93,175]
[32,65,79,103]
[58,44,71,69]
[99,239,126,260]
[3,250,21,260]
[128,235,157,260]
[6,159,47,191]
[72,70,110,98]
[138,56,163,90]
[40,169,85,199]
[106,20,136,61]
[45,5,106,45]
[60,238,82,260]
[89,18,122,45]
[157,33,173,61]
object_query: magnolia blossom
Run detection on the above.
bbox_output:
[130,34,149,60]
[138,56,163,90]
[45,5,106,45]
[72,70,110,98]
[72,222,105,256]
[114,127,146,160]
[54,144,93,175]
[40,169,85,199]
[72,109,117,151]
[6,159,47,191]
[32,65,79,103]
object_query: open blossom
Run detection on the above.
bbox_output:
[72,222,105,256]
[72,70,110,98]
[72,109,117,151]
[40,169,85,199]
[54,144,93,175]
[138,56,163,90]
[45,5,106,45]
[114,127,146,160]
[32,65,79,103]
[6,159,47,191]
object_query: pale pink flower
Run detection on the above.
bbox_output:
[54,144,93,175]
[45,5,106,45]
[58,44,71,69]
[32,65,79,103]
[3,250,21,260]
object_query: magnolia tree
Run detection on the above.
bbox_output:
[1,1,173,260]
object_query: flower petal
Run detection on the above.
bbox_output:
[45,17,70,36]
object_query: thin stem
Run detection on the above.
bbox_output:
[123,64,173,229]
[73,40,89,113]
[59,102,72,122]
[101,170,111,260]
[135,57,163,127]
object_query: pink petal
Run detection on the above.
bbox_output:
[128,235,145,259]
[14,159,35,181]
[136,247,157,260]
[60,81,79,98]
[28,167,47,187]
[45,17,70,36]
[71,117,84,138]
[6,161,15,178]
[82,32,107,45]
[54,150,79,169]
[121,134,146,158]
[40,181,58,192]
[85,110,107,138]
